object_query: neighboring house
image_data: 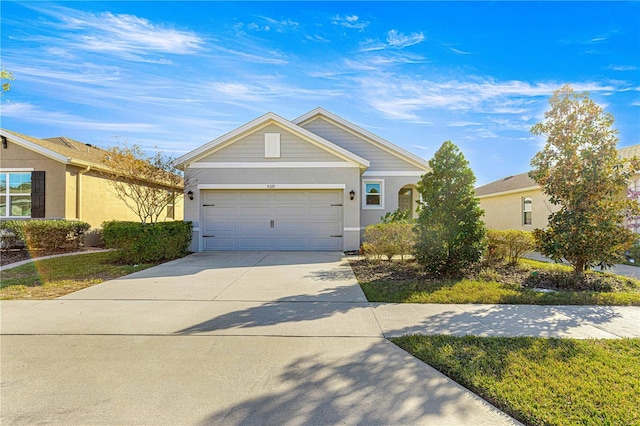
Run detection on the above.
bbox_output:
[476,144,640,231]
[0,128,183,229]
[175,108,429,252]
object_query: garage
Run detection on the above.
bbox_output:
[201,189,344,251]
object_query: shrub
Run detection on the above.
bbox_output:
[1,220,90,250]
[381,209,412,224]
[0,220,25,249]
[102,220,192,263]
[487,229,536,265]
[363,222,415,261]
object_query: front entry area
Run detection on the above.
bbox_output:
[201,189,344,251]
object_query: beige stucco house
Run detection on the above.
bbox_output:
[476,144,640,231]
[175,108,429,252]
[0,128,183,229]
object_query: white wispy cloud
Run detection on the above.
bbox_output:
[607,65,638,72]
[351,73,618,122]
[332,15,368,30]
[242,16,300,33]
[449,47,472,55]
[386,30,425,48]
[212,46,289,65]
[2,102,155,131]
[361,30,426,51]
[206,79,344,105]
[24,4,204,60]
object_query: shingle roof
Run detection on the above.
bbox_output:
[2,129,110,167]
[475,172,538,197]
[476,143,640,197]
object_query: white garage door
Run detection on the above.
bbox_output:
[201,190,343,251]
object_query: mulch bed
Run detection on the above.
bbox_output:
[347,256,639,293]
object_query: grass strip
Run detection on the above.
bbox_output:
[392,335,640,426]
[0,252,158,299]
[361,278,640,305]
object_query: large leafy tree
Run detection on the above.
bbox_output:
[102,144,183,224]
[529,85,639,278]
[415,141,486,276]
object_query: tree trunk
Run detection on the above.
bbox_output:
[573,259,585,280]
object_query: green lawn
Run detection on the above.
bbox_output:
[392,335,640,426]
[356,259,640,306]
[0,252,159,299]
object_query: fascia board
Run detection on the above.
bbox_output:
[293,108,429,171]
[1,129,69,164]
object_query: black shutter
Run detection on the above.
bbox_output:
[31,171,45,218]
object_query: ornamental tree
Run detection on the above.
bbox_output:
[414,141,486,276]
[101,144,183,224]
[529,85,639,278]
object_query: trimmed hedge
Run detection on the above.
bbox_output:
[486,229,535,265]
[0,219,90,250]
[102,220,192,263]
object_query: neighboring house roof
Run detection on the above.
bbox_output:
[1,128,182,189]
[619,144,640,160]
[293,107,429,170]
[475,172,538,198]
[1,128,110,169]
[476,143,640,198]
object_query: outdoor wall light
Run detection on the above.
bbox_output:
[349,190,355,200]
[187,190,194,200]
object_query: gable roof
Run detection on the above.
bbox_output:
[293,107,429,171]
[1,128,110,168]
[174,112,370,168]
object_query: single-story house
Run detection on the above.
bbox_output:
[0,128,184,229]
[175,108,429,252]
[476,144,639,231]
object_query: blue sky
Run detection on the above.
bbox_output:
[1,1,639,185]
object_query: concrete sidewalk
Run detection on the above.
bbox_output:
[1,251,519,426]
[371,303,640,339]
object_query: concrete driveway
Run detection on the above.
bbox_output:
[1,251,518,425]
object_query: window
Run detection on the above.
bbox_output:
[363,180,384,209]
[0,172,32,217]
[523,197,532,225]
[166,192,175,219]
[264,133,281,158]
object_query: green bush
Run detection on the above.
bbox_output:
[363,222,415,261]
[487,229,536,265]
[381,208,412,224]
[0,220,90,250]
[102,220,192,263]
[0,220,25,249]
